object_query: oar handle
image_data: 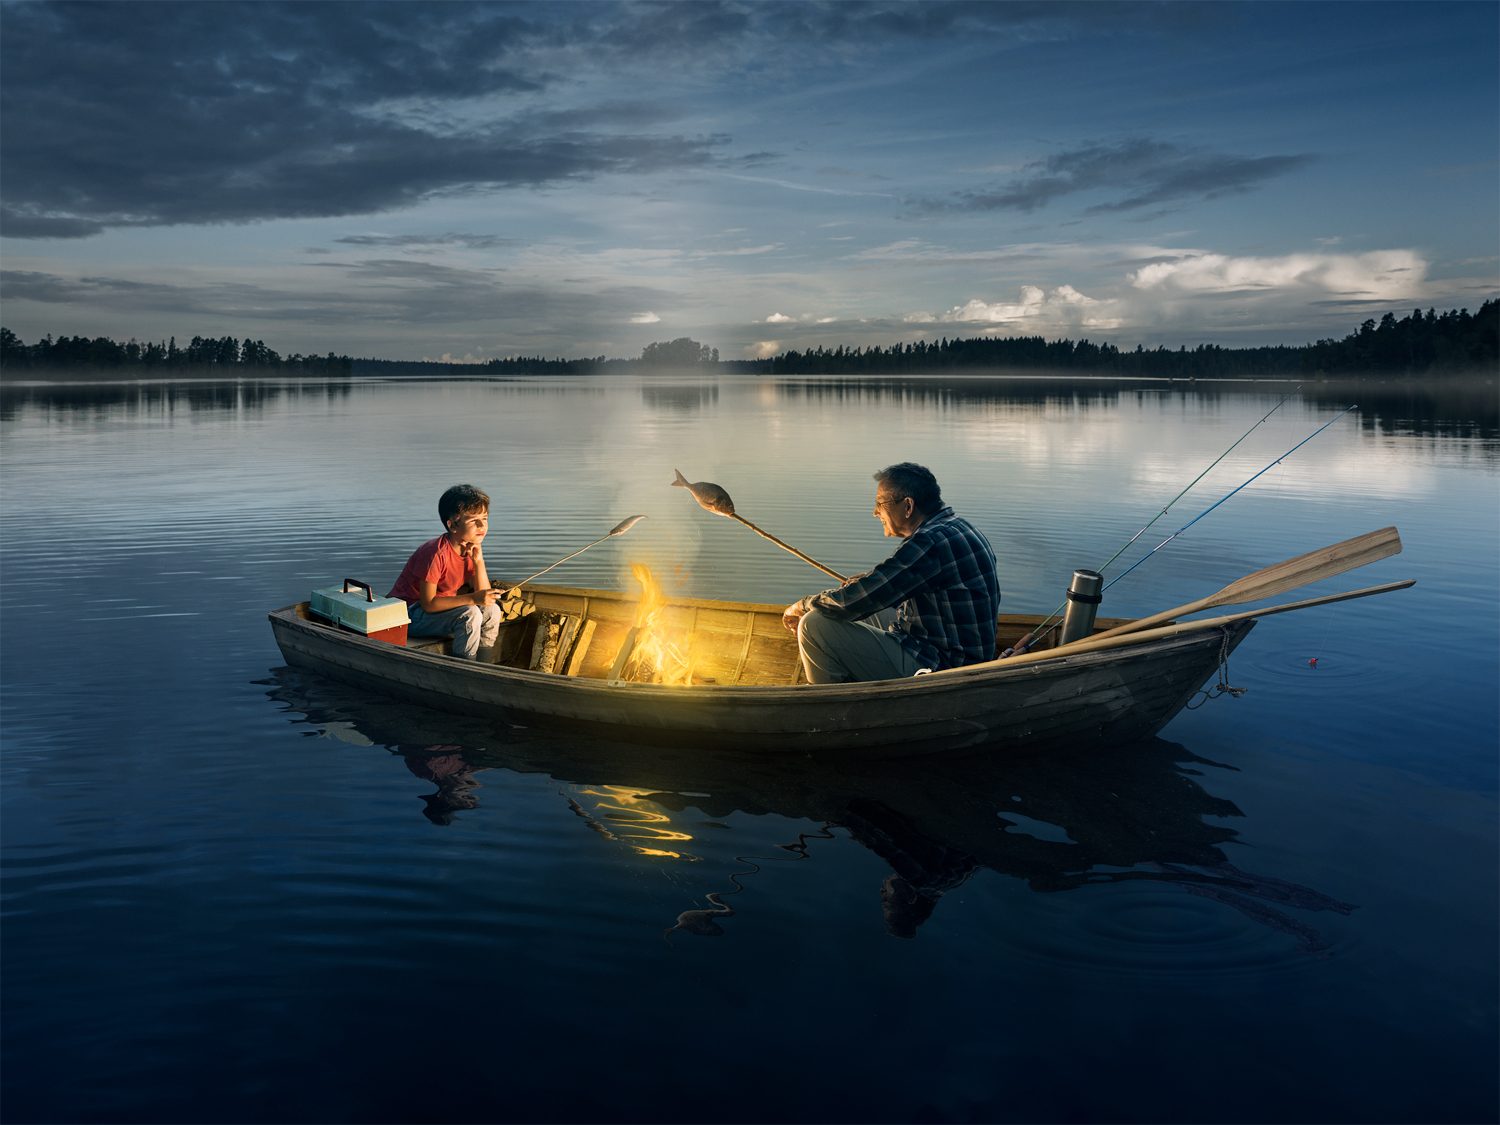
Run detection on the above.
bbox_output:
[731,515,848,582]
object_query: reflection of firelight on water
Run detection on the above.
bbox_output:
[576,786,699,860]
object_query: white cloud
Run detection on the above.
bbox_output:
[910,284,1124,332]
[746,340,780,358]
[630,311,661,323]
[938,285,1048,322]
[764,312,794,323]
[700,243,780,257]
[1129,250,1427,299]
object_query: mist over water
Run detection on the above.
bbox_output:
[2,373,1495,1124]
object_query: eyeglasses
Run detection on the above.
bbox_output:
[874,497,905,513]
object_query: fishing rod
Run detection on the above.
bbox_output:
[1017,387,1302,648]
[1011,403,1358,653]
[1095,386,1301,575]
[1100,404,1358,594]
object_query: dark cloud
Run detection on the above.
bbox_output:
[817,166,890,181]
[332,233,524,249]
[765,1,1214,43]
[914,139,1313,216]
[0,2,726,239]
[0,264,681,327]
[0,2,1212,239]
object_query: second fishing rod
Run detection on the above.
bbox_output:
[1008,398,1358,655]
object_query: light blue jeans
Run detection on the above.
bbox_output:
[408,602,501,660]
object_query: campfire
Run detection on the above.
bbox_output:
[614,563,697,685]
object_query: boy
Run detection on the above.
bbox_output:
[389,484,505,662]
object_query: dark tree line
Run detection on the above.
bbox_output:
[764,301,1496,377]
[5,304,1493,381]
[640,337,719,367]
[0,328,353,375]
[1301,302,1497,374]
[765,336,1306,377]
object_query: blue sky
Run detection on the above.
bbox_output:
[1,0,1495,361]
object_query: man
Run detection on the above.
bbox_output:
[783,463,1000,684]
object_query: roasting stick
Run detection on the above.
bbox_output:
[671,470,848,582]
[728,514,847,582]
[512,515,649,587]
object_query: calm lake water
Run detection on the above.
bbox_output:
[2,373,1496,1124]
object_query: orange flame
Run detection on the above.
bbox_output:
[622,562,696,685]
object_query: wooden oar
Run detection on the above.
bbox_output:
[985,579,1414,670]
[1077,526,1401,648]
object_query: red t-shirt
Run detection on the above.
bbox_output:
[388,535,475,606]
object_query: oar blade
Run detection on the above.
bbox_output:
[1216,526,1401,606]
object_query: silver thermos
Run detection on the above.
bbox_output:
[1058,569,1103,645]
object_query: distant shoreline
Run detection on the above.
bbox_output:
[2,366,1493,388]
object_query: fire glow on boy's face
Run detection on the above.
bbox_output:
[446,510,489,546]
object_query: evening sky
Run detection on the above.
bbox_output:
[1,0,1495,361]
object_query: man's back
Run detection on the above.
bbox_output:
[799,506,999,670]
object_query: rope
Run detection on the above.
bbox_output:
[1184,628,1249,709]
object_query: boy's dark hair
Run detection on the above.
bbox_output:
[873,463,942,515]
[439,484,490,526]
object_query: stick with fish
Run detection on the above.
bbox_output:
[672,470,848,582]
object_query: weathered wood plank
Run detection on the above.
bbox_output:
[564,619,597,676]
[608,626,641,680]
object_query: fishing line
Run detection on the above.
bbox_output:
[1095,386,1303,576]
[1021,388,1302,646]
[1016,403,1358,652]
[1308,612,1334,667]
[1100,405,1358,594]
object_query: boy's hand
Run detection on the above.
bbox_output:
[474,587,501,607]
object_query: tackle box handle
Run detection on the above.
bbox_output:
[342,578,375,603]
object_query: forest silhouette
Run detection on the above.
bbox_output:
[0,328,351,376]
[2,301,1493,379]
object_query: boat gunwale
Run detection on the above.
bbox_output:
[269,596,1229,701]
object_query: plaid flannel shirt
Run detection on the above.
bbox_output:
[794,506,1000,671]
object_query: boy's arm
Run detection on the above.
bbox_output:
[467,540,494,594]
[417,579,501,613]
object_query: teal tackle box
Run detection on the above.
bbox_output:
[310,579,410,644]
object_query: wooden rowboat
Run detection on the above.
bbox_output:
[268,580,1253,757]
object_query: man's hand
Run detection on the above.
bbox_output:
[782,602,806,633]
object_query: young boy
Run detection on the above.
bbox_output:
[388,484,505,662]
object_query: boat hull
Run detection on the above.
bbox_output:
[268,599,1253,757]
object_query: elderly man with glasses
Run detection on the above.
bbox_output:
[783,462,1000,684]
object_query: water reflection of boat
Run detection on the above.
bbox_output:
[262,668,1355,954]
[268,579,1253,757]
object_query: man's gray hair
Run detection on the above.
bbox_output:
[874,462,942,515]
